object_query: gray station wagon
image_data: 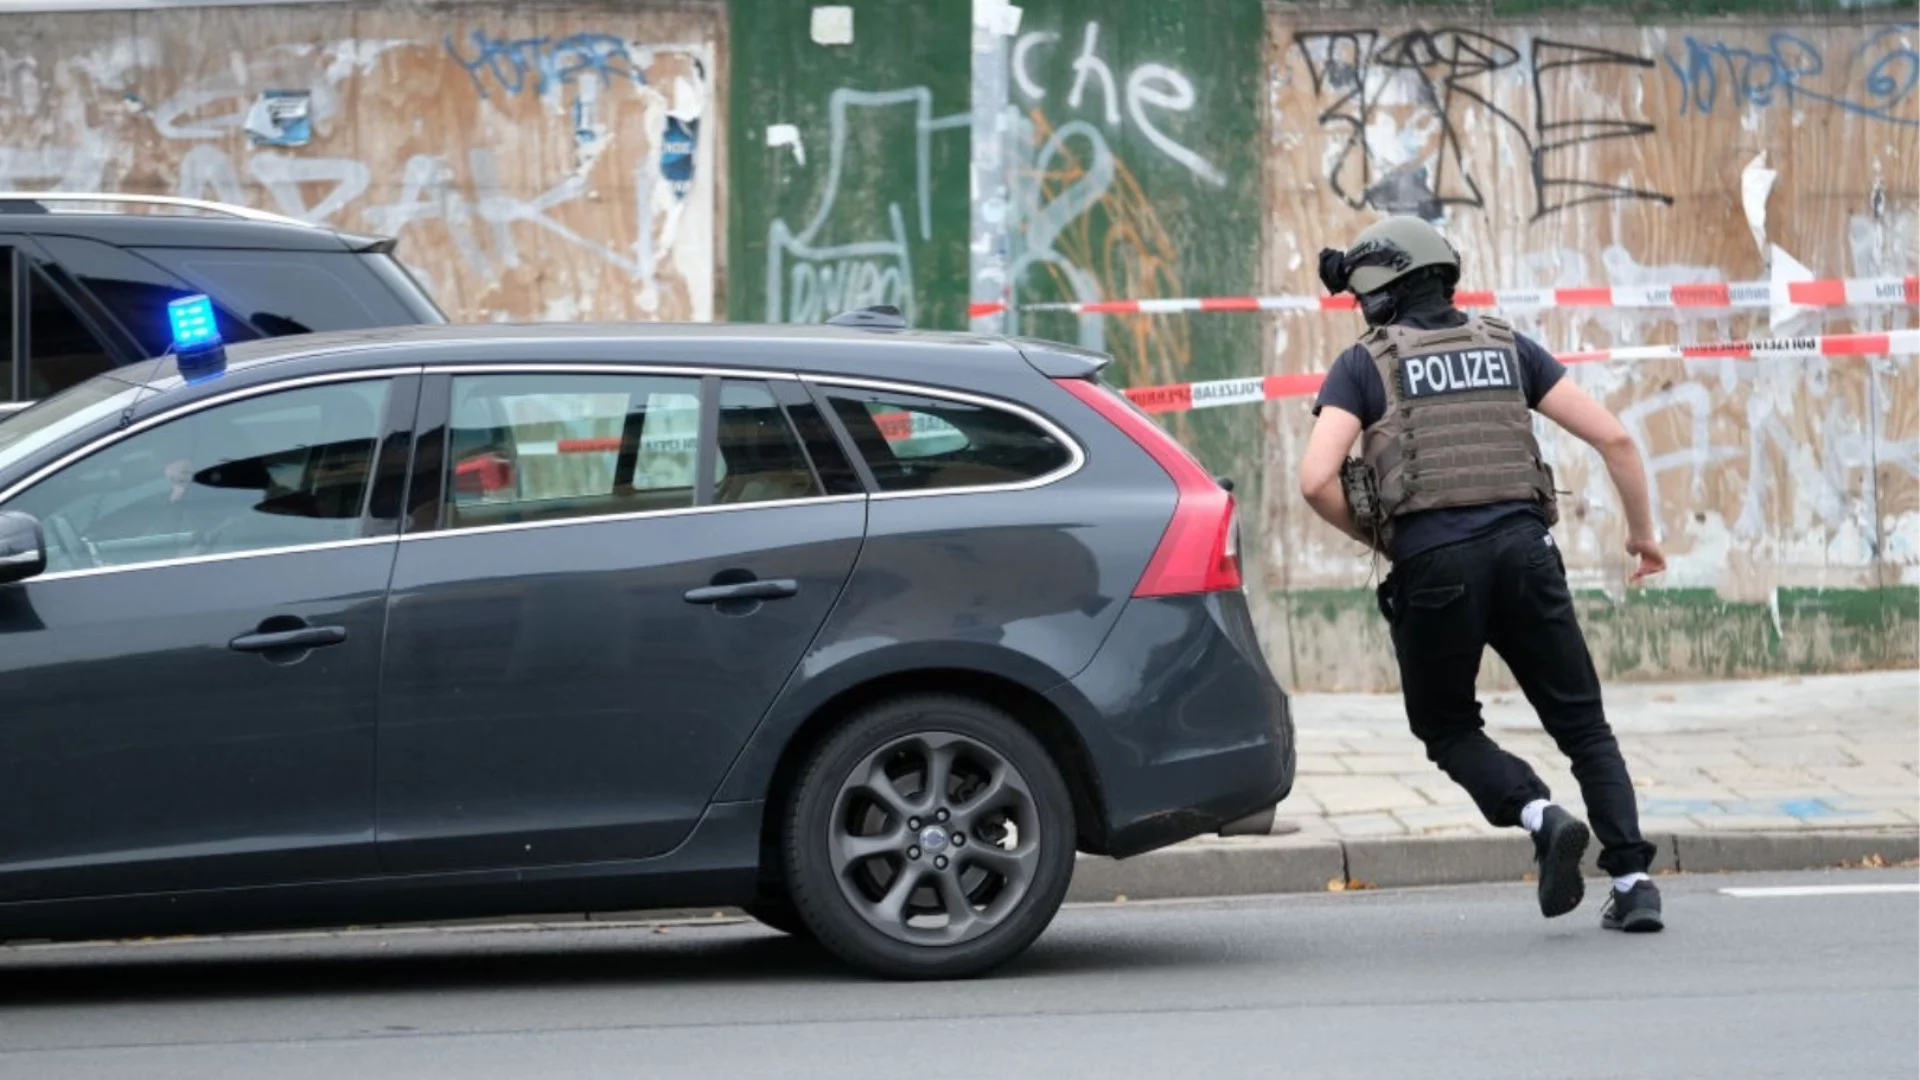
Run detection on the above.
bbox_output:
[0,310,1295,979]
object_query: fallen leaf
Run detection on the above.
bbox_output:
[1348,879,1377,891]
[1326,878,1347,892]
[1861,853,1888,869]
[1521,872,1538,883]
[1113,894,1128,904]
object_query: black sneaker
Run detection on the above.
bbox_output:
[1602,881,1665,932]
[1532,806,1591,918]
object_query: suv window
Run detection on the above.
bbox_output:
[445,373,703,529]
[823,387,1073,493]
[33,235,260,358]
[25,266,118,400]
[1,246,15,399]
[714,379,823,505]
[141,249,420,334]
[7,379,391,573]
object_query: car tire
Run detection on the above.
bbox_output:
[783,694,1075,980]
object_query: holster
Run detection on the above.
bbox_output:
[1340,457,1387,552]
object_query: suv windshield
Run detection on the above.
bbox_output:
[0,376,145,472]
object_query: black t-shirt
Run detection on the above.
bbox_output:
[1312,309,1567,563]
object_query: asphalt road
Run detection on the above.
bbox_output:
[0,869,1914,1080]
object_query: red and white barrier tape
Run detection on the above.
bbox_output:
[1119,329,1920,414]
[968,275,1920,320]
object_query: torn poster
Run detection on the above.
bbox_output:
[244,89,312,147]
[661,116,698,200]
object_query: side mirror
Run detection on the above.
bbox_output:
[0,511,48,585]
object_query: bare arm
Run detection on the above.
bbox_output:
[1535,378,1666,582]
[1297,405,1376,549]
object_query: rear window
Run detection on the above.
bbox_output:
[822,387,1074,493]
[33,235,260,358]
[139,248,422,335]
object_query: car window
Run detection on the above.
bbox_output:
[25,267,119,401]
[823,387,1074,493]
[34,235,260,357]
[0,374,143,467]
[140,249,418,334]
[444,373,702,530]
[6,379,391,573]
[714,380,823,505]
[1,245,15,399]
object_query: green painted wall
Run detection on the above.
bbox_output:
[726,0,970,329]
[994,0,1270,527]
[1271,586,1920,692]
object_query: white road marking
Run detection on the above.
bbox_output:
[1720,884,1920,898]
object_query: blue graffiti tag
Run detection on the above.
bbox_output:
[444,30,648,98]
[1665,26,1920,128]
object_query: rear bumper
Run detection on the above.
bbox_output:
[1048,590,1296,859]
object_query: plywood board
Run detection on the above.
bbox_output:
[1262,15,1919,605]
[0,1,723,323]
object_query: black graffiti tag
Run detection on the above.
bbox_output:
[1294,28,1673,221]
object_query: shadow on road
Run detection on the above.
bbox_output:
[0,921,1237,1008]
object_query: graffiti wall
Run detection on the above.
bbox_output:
[727,0,970,329]
[1260,15,1919,689]
[970,0,1266,484]
[0,2,721,323]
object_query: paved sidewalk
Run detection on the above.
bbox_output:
[1066,670,1919,902]
[1281,668,1920,841]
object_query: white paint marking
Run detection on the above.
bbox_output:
[765,123,806,166]
[809,6,854,46]
[1719,884,1920,898]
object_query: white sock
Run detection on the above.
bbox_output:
[1614,873,1651,893]
[1520,799,1551,833]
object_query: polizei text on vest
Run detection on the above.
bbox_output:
[1401,348,1520,399]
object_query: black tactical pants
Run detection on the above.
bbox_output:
[1378,520,1658,877]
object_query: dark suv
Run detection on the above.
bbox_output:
[0,192,443,408]
[0,312,1294,979]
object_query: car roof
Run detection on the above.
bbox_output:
[0,208,374,253]
[126,320,1056,392]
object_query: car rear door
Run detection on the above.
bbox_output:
[374,365,867,873]
[0,371,417,901]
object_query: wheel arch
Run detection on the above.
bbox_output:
[754,668,1112,889]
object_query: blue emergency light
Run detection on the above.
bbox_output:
[166,294,227,381]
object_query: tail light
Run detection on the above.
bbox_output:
[1055,378,1243,597]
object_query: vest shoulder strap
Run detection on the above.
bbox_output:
[1360,326,1411,407]
[1473,314,1517,347]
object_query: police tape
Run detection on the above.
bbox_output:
[513,416,932,456]
[966,275,1920,320]
[1118,329,1920,414]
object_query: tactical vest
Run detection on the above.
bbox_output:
[1351,315,1558,549]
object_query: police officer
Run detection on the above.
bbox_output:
[1297,216,1667,932]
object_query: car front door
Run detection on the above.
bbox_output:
[0,372,416,901]
[375,367,866,873]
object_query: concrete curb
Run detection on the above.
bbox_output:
[342,830,1916,930]
[1064,829,1918,903]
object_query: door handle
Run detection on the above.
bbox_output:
[683,579,799,604]
[230,626,348,652]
